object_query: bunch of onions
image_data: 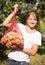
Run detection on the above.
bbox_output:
[1,31,24,46]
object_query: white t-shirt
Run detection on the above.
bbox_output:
[8,23,41,62]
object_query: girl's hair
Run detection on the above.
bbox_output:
[26,10,40,29]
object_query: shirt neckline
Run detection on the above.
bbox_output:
[25,26,38,35]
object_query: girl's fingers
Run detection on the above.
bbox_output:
[13,4,18,9]
[13,4,18,13]
[10,45,17,49]
[6,43,12,48]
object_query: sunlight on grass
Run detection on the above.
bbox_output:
[30,54,45,65]
[0,60,7,65]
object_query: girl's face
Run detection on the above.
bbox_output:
[27,12,37,29]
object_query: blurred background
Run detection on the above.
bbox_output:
[0,0,45,65]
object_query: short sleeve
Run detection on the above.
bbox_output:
[33,32,42,46]
[18,23,25,33]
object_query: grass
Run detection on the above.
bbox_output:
[0,60,7,65]
[30,54,45,65]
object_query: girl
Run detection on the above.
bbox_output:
[2,4,41,65]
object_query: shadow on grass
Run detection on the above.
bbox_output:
[0,50,8,61]
[37,42,45,55]
[0,43,8,61]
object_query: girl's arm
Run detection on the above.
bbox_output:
[20,44,39,56]
[3,12,14,27]
[2,4,18,27]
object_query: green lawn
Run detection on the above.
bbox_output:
[30,54,45,65]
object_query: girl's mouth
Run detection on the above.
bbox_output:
[30,22,34,25]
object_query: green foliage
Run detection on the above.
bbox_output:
[0,0,45,24]
[40,20,45,32]
[37,0,45,18]
[0,25,7,38]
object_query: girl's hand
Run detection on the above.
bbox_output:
[6,42,12,48]
[11,44,23,50]
[10,45,18,49]
[13,4,18,14]
[15,44,23,50]
[6,43,19,49]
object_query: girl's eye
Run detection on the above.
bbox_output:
[29,18,37,21]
